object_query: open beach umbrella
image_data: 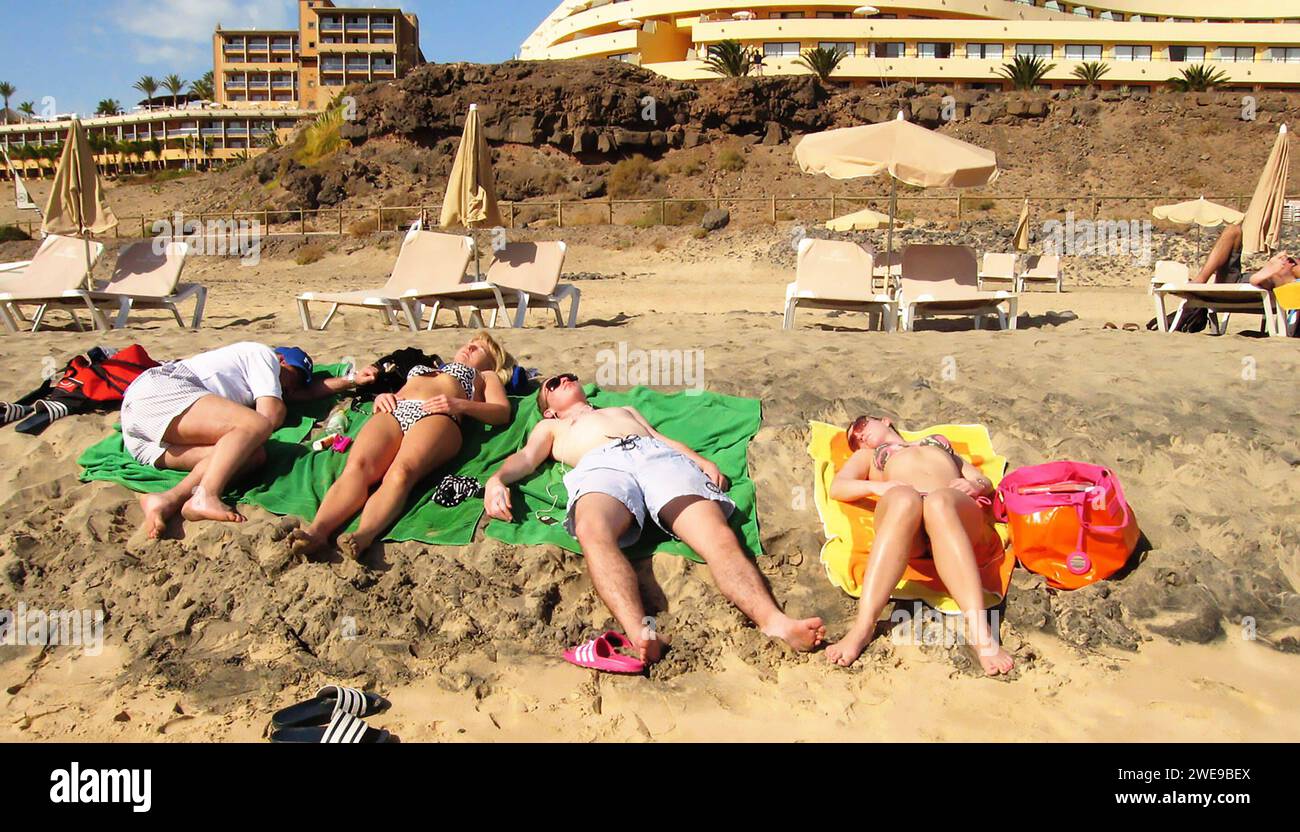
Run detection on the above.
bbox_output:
[42,119,117,288]
[795,112,999,258]
[440,103,502,275]
[1241,123,1290,257]
[1152,196,1245,252]
[1013,198,1030,252]
[826,206,890,232]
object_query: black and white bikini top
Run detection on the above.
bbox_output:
[408,362,477,400]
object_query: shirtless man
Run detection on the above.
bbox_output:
[484,373,825,663]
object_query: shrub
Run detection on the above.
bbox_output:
[608,156,658,198]
[295,243,326,266]
[717,147,746,172]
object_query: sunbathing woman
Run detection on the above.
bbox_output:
[287,332,513,560]
[826,416,1014,676]
[1189,223,1300,288]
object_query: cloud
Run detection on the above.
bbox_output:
[107,0,295,64]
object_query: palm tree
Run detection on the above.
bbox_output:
[189,71,214,102]
[1072,61,1110,87]
[796,46,848,82]
[704,40,756,78]
[162,74,187,109]
[148,138,164,170]
[0,82,14,124]
[95,99,122,116]
[18,101,35,121]
[1169,64,1231,92]
[999,54,1056,91]
[133,75,159,110]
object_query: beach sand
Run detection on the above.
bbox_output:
[1,233,1298,742]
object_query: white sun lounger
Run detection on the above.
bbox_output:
[784,238,896,331]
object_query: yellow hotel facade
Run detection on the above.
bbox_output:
[521,1,1300,90]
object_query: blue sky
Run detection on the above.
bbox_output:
[0,0,559,115]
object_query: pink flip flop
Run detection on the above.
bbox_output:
[563,631,645,674]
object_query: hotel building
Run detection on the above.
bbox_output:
[214,0,424,111]
[521,1,1300,91]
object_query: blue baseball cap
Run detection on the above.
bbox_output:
[274,347,314,384]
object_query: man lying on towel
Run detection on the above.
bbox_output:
[484,373,824,664]
[121,341,369,538]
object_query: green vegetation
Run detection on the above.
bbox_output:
[293,104,350,167]
[1169,64,1231,92]
[705,40,757,78]
[607,156,659,198]
[796,46,848,82]
[1072,61,1110,86]
[717,146,746,172]
[1000,54,1056,90]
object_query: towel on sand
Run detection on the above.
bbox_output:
[808,420,1013,614]
[77,364,512,546]
[485,385,763,562]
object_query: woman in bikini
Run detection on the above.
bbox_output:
[826,415,1014,676]
[287,332,513,560]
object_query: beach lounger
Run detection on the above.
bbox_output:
[1017,254,1063,293]
[898,244,1018,332]
[0,234,59,279]
[1149,260,1190,295]
[0,235,109,333]
[872,249,903,296]
[977,252,1018,291]
[784,238,896,331]
[461,241,578,329]
[1152,279,1286,337]
[296,228,478,332]
[85,241,204,329]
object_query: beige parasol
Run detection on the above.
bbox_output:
[1241,123,1291,256]
[1013,198,1030,252]
[42,119,117,288]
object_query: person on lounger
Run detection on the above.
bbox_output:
[286,332,513,560]
[125,342,365,539]
[1187,224,1300,289]
[483,374,825,663]
[826,415,1014,676]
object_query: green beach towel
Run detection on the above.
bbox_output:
[485,385,763,562]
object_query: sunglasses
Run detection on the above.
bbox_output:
[544,373,578,392]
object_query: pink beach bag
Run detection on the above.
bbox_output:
[994,461,1140,590]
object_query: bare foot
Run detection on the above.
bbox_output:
[287,527,327,557]
[825,623,874,667]
[764,615,827,653]
[337,533,368,562]
[974,644,1015,676]
[181,490,244,524]
[139,493,176,539]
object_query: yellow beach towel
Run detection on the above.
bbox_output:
[809,420,1014,614]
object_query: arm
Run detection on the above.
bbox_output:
[254,396,287,433]
[440,372,511,426]
[830,450,897,502]
[625,407,728,488]
[950,460,995,499]
[285,368,373,404]
[484,421,557,521]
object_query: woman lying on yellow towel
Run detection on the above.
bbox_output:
[828,415,1014,676]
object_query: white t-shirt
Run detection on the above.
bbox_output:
[179,342,283,406]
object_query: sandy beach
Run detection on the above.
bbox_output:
[1,230,1298,742]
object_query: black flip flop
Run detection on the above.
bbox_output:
[270,711,393,744]
[271,684,390,730]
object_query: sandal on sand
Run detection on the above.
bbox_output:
[1103,322,1118,330]
[271,685,390,729]
[271,711,393,744]
[564,631,645,674]
[1122,323,1141,332]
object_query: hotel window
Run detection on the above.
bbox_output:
[1217,47,1255,63]
[1169,46,1206,62]
[770,12,805,18]
[815,12,849,18]
[917,42,953,59]
[1114,45,1152,61]
[966,43,1004,60]
[1016,44,1054,59]
[1099,11,1122,21]
[763,42,801,58]
[1272,47,1300,63]
[872,42,905,59]
[609,53,633,62]
[1065,44,1102,61]
[818,42,856,57]
[1073,7,1092,17]
[1044,1,1063,10]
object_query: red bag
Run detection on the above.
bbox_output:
[53,344,159,404]
[994,461,1140,590]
